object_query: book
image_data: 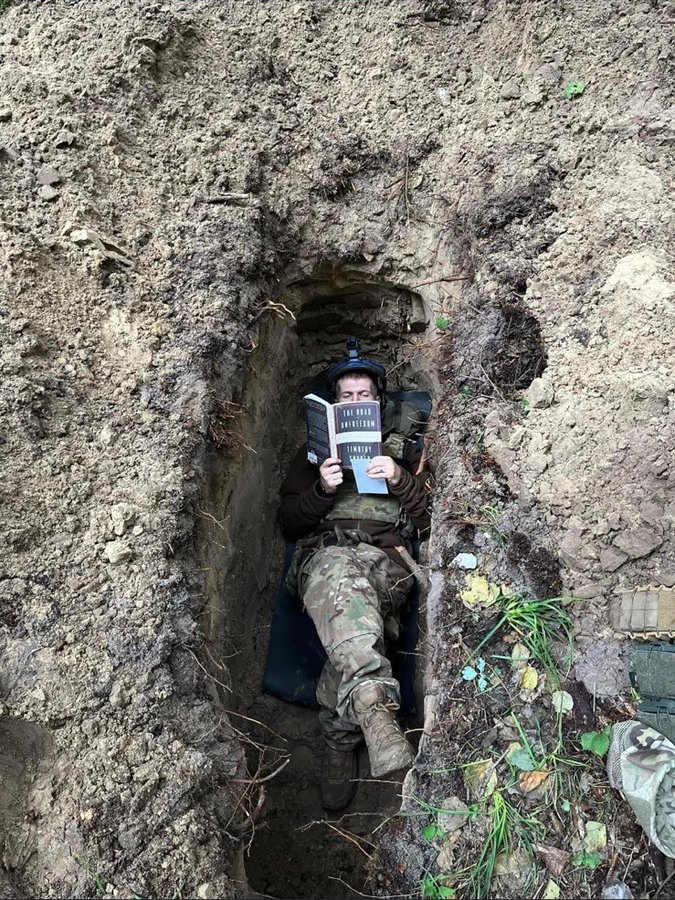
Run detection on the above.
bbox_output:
[304,394,382,470]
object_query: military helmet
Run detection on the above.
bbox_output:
[325,337,387,400]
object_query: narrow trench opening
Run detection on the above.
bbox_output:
[198,272,433,899]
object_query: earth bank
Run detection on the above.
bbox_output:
[0,0,674,897]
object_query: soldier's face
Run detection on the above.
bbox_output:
[336,375,378,403]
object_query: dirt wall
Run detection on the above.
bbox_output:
[1,0,674,896]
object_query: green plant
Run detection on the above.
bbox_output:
[421,873,456,899]
[478,504,508,547]
[75,858,105,897]
[0,0,13,11]
[435,315,450,332]
[520,398,530,414]
[472,593,574,688]
[468,791,542,899]
[564,80,586,100]
[423,822,447,842]
[462,656,490,692]
[580,727,610,758]
[572,850,602,869]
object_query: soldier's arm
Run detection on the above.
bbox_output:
[280,446,335,540]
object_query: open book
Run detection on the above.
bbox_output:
[304,394,382,470]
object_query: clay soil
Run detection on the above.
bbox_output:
[1,0,674,898]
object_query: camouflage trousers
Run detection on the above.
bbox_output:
[297,543,413,750]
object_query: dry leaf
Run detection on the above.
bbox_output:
[464,759,498,799]
[460,573,501,607]
[518,769,549,793]
[551,690,574,713]
[542,880,561,900]
[583,821,607,853]
[510,642,530,670]
[535,843,570,877]
[518,665,539,700]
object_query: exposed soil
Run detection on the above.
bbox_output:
[1,0,674,898]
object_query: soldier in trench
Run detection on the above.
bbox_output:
[279,345,430,811]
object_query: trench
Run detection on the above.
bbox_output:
[197,271,434,899]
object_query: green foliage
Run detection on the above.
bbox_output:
[469,791,542,899]
[423,822,446,842]
[435,315,450,332]
[520,398,530,414]
[572,850,602,869]
[580,727,610,758]
[564,80,586,100]
[421,874,456,899]
[75,858,105,897]
[462,657,489,692]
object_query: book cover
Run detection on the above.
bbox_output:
[304,394,382,470]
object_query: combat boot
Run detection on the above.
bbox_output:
[320,744,358,811]
[352,683,415,778]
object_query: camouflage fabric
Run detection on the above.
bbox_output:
[297,541,413,750]
[630,641,675,704]
[611,585,675,637]
[607,721,675,857]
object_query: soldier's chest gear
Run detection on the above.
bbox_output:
[324,432,409,528]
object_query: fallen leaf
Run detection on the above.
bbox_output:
[519,665,539,699]
[518,769,549,793]
[464,759,498,799]
[542,880,561,900]
[535,843,570,877]
[583,821,607,853]
[581,729,610,757]
[510,642,530,670]
[506,743,536,772]
[551,690,574,713]
[460,573,501,607]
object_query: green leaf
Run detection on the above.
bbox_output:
[508,748,536,772]
[435,315,450,332]
[438,889,456,899]
[581,728,610,757]
[422,823,442,842]
[564,80,586,100]
[572,850,602,869]
[462,666,477,681]
[477,675,489,692]
[560,798,571,813]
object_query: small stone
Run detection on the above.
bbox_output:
[54,128,76,147]
[500,79,522,100]
[452,552,478,570]
[104,540,133,565]
[600,546,629,572]
[110,503,137,537]
[0,107,12,122]
[437,796,470,835]
[37,165,61,185]
[132,524,144,536]
[613,528,663,560]
[109,681,128,708]
[38,185,60,201]
[527,377,555,409]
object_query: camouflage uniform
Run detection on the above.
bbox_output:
[608,721,675,857]
[297,539,413,749]
[281,430,429,751]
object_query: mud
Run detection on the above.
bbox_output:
[1,0,674,897]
